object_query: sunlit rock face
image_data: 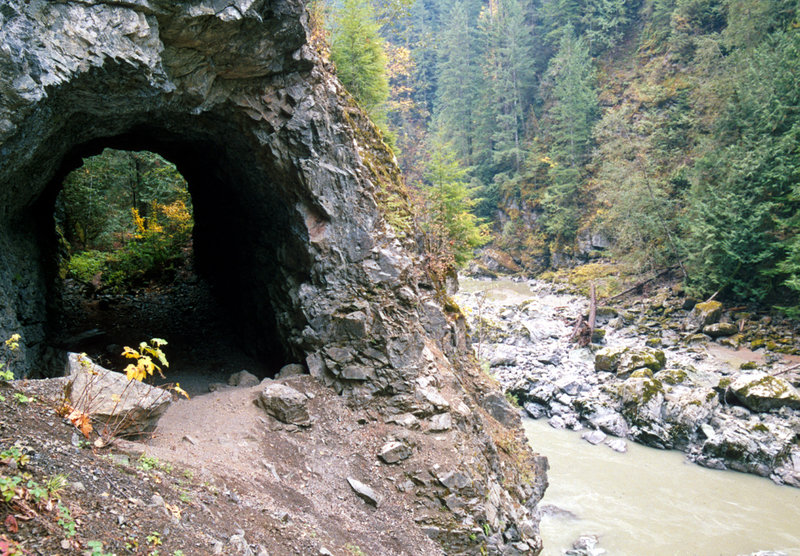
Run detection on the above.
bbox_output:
[0,0,443,393]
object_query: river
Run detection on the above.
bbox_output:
[457,277,800,555]
[525,418,800,555]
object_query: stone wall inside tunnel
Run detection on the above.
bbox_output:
[0,0,446,397]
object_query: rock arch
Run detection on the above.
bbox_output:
[0,0,442,394]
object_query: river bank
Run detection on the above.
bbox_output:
[455,276,800,487]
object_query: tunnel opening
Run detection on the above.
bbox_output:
[40,132,304,394]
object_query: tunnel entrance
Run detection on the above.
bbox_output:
[0,0,433,394]
[48,146,287,395]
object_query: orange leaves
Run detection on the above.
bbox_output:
[59,404,93,439]
[4,515,18,534]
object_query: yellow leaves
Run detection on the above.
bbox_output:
[122,339,169,382]
[170,383,190,400]
[539,155,557,168]
[131,208,146,235]
[165,503,182,521]
[4,334,21,351]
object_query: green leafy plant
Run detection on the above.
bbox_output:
[58,503,77,538]
[85,540,114,556]
[147,531,162,547]
[137,455,172,474]
[0,334,21,396]
[13,392,32,404]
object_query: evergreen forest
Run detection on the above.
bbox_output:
[323,0,800,314]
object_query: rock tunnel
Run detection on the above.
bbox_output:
[0,0,446,395]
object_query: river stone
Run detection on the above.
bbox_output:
[700,419,795,476]
[619,372,665,425]
[589,411,629,438]
[581,429,607,445]
[729,373,800,412]
[605,438,628,453]
[686,301,723,331]
[255,383,311,427]
[594,347,627,372]
[565,535,606,556]
[597,347,665,376]
[487,344,519,367]
[523,402,548,419]
[378,441,412,464]
[618,349,666,375]
[548,415,566,430]
[703,322,738,338]
[65,353,171,437]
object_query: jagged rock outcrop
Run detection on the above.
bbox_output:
[0,1,545,553]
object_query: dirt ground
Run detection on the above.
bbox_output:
[0,370,470,555]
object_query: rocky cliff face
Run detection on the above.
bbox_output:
[0,1,545,552]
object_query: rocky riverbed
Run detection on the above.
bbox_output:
[456,277,800,487]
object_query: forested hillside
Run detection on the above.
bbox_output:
[323,0,800,314]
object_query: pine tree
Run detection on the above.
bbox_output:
[684,28,800,303]
[488,0,537,174]
[434,1,481,165]
[419,141,490,267]
[539,25,598,246]
[330,0,391,126]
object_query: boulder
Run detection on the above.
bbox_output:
[581,430,607,445]
[700,419,796,476]
[620,349,666,375]
[595,347,665,376]
[347,477,380,507]
[428,412,452,432]
[481,391,520,427]
[703,322,738,338]
[275,364,306,379]
[594,347,627,372]
[729,373,800,412]
[686,300,723,331]
[65,353,171,437]
[255,383,311,426]
[487,344,518,367]
[378,441,412,464]
[228,370,260,387]
[588,411,629,438]
[605,438,628,453]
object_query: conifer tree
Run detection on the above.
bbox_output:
[539,25,598,246]
[419,141,490,267]
[330,0,391,127]
[434,1,481,165]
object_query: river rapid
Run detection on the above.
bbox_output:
[456,277,800,555]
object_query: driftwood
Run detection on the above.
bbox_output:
[606,266,678,303]
[570,282,597,346]
[773,362,800,376]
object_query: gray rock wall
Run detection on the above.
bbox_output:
[0,0,440,394]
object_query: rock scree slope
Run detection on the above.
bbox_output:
[0,1,547,553]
